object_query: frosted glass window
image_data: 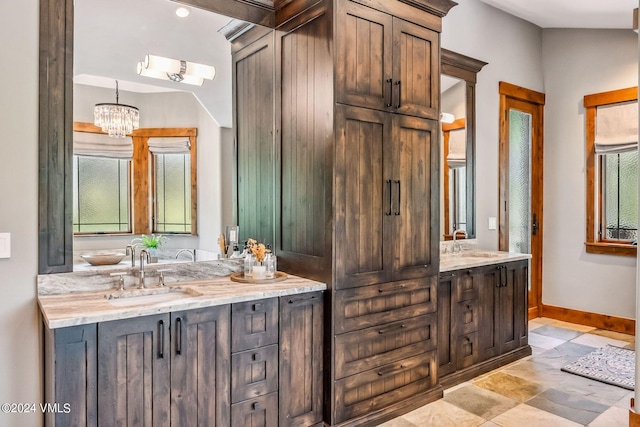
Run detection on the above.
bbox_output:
[508,109,532,255]
[154,153,192,233]
[73,156,130,233]
[602,150,638,241]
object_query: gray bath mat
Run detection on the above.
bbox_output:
[561,344,635,390]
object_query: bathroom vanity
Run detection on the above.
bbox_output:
[39,263,325,427]
[438,250,531,388]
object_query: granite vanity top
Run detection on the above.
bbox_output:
[440,250,531,272]
[38,260,326,329]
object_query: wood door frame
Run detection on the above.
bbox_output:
[498,82,545,319]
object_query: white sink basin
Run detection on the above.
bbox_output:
[105,286,202,307]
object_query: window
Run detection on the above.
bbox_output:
[73,123,197,236]
[584,87,638,256]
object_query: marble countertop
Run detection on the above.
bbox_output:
[440,250,531,272]
[38,261,326,329]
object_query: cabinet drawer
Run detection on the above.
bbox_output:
[335,278,437,334]
[454,270,480,302]
[456,332,479,370]
[232,298,278,352]
[231,345,279,404]
[335,313,436,379]
[455,299,478,336]
[231,392,278,427]
[334,351,437,424]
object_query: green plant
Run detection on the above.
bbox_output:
[131,234,167,250]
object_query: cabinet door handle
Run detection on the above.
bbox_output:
[386,179,392,215]
[252,402,260,411]
[158,320,165,359]
[385,78,393,108]
[394,180,401,215]
[395,80,402,109]
[252,303,261,312]
[176,317,182,355]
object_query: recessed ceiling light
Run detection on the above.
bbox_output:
[176,7,190,18]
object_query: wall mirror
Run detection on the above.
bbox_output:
[39,0,254,272]
[440,49,487,240]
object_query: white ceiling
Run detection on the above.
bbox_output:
[76,0,637,129]
[479,0,637,29]
[75,0,234,127]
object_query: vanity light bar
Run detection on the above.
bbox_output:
[440,112,455,124]
[136,54,216,86]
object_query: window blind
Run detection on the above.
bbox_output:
[595,100,638,154]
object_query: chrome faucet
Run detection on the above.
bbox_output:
[139,249,151,288]
[125,244,135,267]
[452,229,467,253]
[175,249,196,261]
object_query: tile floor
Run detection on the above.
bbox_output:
[380,317,636,427]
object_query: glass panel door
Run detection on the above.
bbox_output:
[508,109,532,255]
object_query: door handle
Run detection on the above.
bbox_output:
[386,180,392,216]
[394,180,401,215]
[158,320,165,359]
[532,213,539,236]
[385,79,393,108]
[395,80,402,109]
[175,317,182,355]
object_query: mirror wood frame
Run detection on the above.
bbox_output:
[441,48,487,241]
[38,0,458,273]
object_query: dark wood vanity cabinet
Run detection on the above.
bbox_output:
[438,260,530,386]
[336,0,440,119]
[97,307,230,427]
[334,105,439,289]
[229,0,454,424]
[44,291,324,427]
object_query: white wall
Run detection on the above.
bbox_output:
[542,29,638,318]
[442,0,544,249]
[0,1,41,426]
[73,85,232,254]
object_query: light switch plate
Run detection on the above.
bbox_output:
[488,217,497,230]
[0,233,10,259]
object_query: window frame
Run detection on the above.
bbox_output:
[584,87,638,256]
[73,122,198,237]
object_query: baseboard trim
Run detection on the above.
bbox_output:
[528,306,540,320]
[541,304,635,335]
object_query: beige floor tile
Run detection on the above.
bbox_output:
[473,371,545,402]
[444,384,518,420]
[531,317,555,325]
[588,405,629,427]
[491,404,582,427]
[546,319,596,333]
[377,416,417,427]
[480,422,501,427]
[589,329,635,344]
[570,333,629,349]
[528,331,566,349]
[402,399,486,427]
[613,391,634,410]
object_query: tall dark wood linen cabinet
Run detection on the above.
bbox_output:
[230,0,456,424]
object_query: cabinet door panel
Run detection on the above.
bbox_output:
[335,105,394,288]
[231,392,278,427]
[336,0,393,110]
[392,115,439,280]
[476,266,501,362]
[235,33,275,244]
[171,306,231,427]
[98,315,170,427]
[279,292,324,427]
[232,345,279,404]
[392,18,439,119]
[437,274,455,378]
[501,261,529,352]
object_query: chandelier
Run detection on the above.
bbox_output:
[94,81,140,138]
